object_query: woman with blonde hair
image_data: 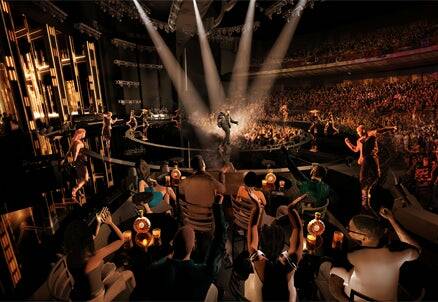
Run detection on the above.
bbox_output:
[67,128,89,201]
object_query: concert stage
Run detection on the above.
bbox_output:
[121,119,314,170]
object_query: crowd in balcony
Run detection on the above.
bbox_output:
[252,19,438,69]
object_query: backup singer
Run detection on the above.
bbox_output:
[137,109,150,141]
[102,111,117,148]
[65,128,89,202]
[126,110,138,137]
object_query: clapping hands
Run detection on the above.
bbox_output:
[96,207,112,225]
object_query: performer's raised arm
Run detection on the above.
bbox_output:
[368,126,397,136]
[344,137,359,152]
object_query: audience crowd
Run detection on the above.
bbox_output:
[61,152,425,301]
[189,76,437,210]
[61,17,438,300]
[259,76,438,210]
[252,19,438,69]
[239,122,307,149]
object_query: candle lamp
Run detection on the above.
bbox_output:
[306,234,317,251]
[135,232,154,251]
[122,230,133,249]
[331,231,344,250]
[152,228,162,246]
[171,165,181,186]
[307,212,325,237]
[152,228,161,239]
[265,170,276,184]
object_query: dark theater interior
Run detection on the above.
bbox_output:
[0,0,437,300]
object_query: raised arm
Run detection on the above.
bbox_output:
[247,202,261,254]
[230,116,238,124]
[138,179,148,193]
[94,209,125,259]
[166,186,177,202]
[287,203,303,262]
[281,146,309,182]
[369,126,397,136]
[344,138,358,153]
[379,207,421,252]
[213,173,226,193]
[93,208,105,239]
[205,192,227,278]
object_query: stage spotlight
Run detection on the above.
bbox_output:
[248,0,308,103]
[228,0,256,102]
[133,0,209,125]
[193,0,225,112]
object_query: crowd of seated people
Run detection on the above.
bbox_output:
[60,150,426,301]
[252,19,438,69]
[263,77,436,130]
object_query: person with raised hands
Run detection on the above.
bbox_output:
[144,190,228,301]
[64,207,136,301]
[245,196,304,302]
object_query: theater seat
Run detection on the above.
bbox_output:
[47,254,74,301]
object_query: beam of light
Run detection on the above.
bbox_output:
[133,0,209,125]
[228,0,256,103]
[247,0,308,103]
[193,0,226,113]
